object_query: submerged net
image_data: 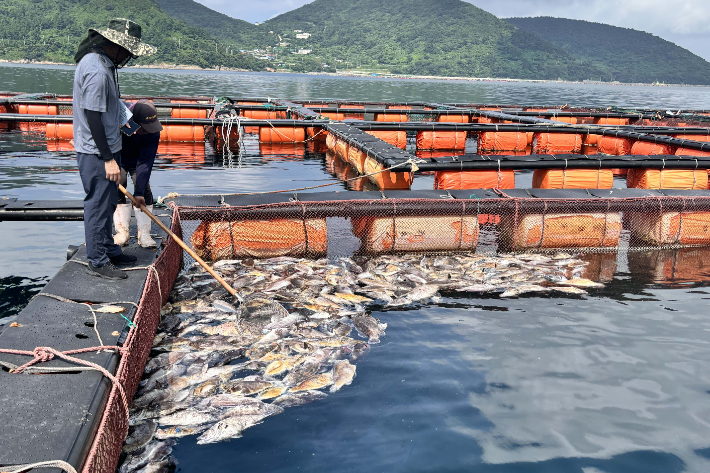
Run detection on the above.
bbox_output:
[169,192,710,267]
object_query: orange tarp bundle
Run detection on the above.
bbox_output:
[416,131,467,150]
[365,130,407,149]
[533,133,583,154]
[478,132,528,151]
[533,169,614,189]
[375,113,409,122]
[191,219,327,261]
[353,216,478,253]
[597,136,632,155]
[160,125,205,142]
[594,117,630,125]
[626,169,708,190]
[583,134,599,146]
[259,126,306,143]
[326,133,337,150]
[582,145,598,155]
[630,141,675,155]
[630,212,710,245]
[335,139,349,159]
[434,170,515,190]
[502,212,622,250]
[363,156,411,190]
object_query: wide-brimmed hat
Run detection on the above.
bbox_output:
[90,19,156,57]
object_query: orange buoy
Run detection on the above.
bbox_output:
[437,114,470,123]
[626,169,708,190]
[675,147,710,157]
[347,146,368,174]
[363,156,411,189]
[46,140,75,152]
[532,169,614,189]
[501,212,622,249]
[259,126,306,143]
[374,113,409,122]
[550,116,577,124]
[478,132,527,151]
[533,133,583,154]
[630,211,710,245]
[583,134,599,146]
[335,138,349,159]
[630,141,675,155]
[594,117,629,125]
[672,134,710,142]
[416,131,467,150]
[171,108,208,119]
[241,109,284,120]
[434,170,515,189]
[46,122,73,140]
[416,150,466,159]
[307,127,328,142]
[17,104,58,115]
[597,136,632,155]
[320,111,346,121]
[364,130,407,149]
[353,216,478,253]
[160,125,205,142]
[191,219,327,261]
[259,143,307,157]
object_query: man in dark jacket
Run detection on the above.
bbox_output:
[72,19,156,279]
[114,100,163,248]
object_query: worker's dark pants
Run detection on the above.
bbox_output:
[77,152,123,267]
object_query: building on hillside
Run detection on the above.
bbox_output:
[294,49,312,55]
[293,30,302,33]
[296,33,311,39]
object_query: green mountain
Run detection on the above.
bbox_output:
[152,0,265,50]
[506,17,710,85]
[0,0,266,70]
[258,0,602,79]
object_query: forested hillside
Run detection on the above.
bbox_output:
[507,17,710,85]
[0,0,266,70]
[259,0,602,80]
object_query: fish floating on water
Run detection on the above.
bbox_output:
[119,251,600,471]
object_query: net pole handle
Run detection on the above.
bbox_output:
[117,184,239,301]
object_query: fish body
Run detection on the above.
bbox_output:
[123,421,157,453]
[562,278,604,288]
[119,440,175,473]
[196,413,272,444]
[273,390,328,408]
[500,285,550,298]
[331,360,356,393]
[222,380,274,395]
[257,386,288,400]
[290,373,333,393]
[159,408,219,426]
[155,424,209,439]
[352,315,387,344]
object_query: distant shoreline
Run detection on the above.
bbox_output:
[1,59,707,88]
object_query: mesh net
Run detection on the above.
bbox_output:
[170,194,710,268]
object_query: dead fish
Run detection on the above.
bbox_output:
[272,390,328,408]
[255,328,290,346]
[389,284,439,306]
[119,440,175,473]
[196,413,272,444]
[352,314,387,344]
[193,378,220,398]
[159,407,219,426]
[220,400,284,418]
[456,284,497,293]
[330,360,356,393]
[283,361,320,387]
[562,278,604,288]
[202,322,243,337]
[123,421,157,453]
[213,300,238,313]
[333,322,352,337]
[350,342,370,361]
[154,424,210,439]
[257,386,288,400]
[222,379,274,395]
[290,373,334,393]
[551,286,588,295]
[264,279,291,292]
[265,356,306,376]
[500,285,550,298]
[264,314,305,331]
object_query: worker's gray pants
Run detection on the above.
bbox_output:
[77,152,123,267]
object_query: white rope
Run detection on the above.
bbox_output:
[1,460,78,473]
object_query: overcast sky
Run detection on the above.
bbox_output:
[195,0,710,61]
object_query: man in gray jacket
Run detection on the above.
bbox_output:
[73,19,156,279]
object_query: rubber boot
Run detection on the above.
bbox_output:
[113,203,132,246]
[136,205,157,248]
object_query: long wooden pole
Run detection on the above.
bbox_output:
[118,184,242,303]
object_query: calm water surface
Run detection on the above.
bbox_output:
[2,64,710,472]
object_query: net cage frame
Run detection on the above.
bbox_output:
[170,192,710,267]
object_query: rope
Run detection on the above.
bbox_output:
[0,460,78,473]
[34,293,139,347]
[157,157,424,202]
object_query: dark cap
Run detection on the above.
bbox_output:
[132,100,163,133]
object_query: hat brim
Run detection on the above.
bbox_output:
[140,120,163,134]
[90,28,157,57]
